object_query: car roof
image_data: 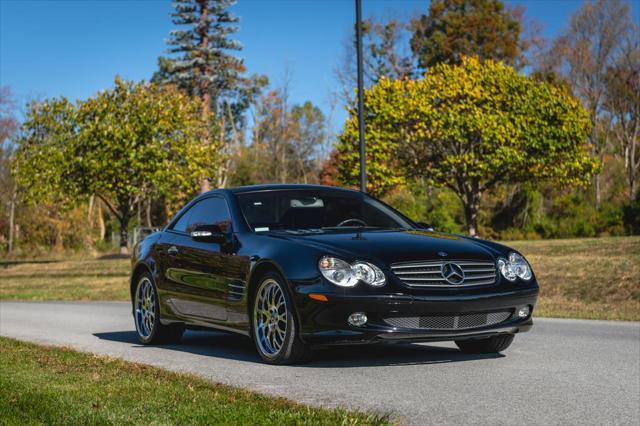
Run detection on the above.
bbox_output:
[211,184,362,195]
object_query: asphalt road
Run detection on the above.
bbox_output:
[1,301,638,425]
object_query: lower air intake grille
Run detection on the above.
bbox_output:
[384,311,512,330]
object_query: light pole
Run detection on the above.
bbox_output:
[355,0,366,192]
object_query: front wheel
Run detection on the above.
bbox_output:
[251,272,310,364]
[455,334,515,354]
[133,272,184,345]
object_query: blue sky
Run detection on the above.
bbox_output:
[1,0,636,126]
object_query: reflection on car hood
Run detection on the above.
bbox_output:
[274,229,500,265]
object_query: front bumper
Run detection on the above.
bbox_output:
[294,285,538,346]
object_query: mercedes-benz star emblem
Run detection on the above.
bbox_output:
[441,262,465,285]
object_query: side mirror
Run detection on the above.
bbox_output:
[190,225,227,244]
[416,222,435,231]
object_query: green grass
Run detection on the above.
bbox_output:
[1,236,638,320]
[0,258,130,301]
[0,337,389,425]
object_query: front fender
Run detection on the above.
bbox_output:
[129,232,162,306]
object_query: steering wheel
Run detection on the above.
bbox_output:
[337,218,367,227]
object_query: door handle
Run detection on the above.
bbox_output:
[167,246,179,256]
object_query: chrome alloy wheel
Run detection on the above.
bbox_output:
[135,277,156,339]
[253,278,288,357]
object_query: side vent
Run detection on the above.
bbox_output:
[227,281,246,301]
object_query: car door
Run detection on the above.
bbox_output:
[162,196,234,324]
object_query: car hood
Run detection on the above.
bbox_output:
[276,229,502,266]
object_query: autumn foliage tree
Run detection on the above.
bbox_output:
[14,78,217,254]
[548,0,636,206]
[410,0,525,70]
[230,81,328,186]
[337,57,599,236]
[605,44,640,199]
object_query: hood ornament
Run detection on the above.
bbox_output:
[437,251,448,257]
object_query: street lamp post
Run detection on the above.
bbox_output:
[355,0,366,193]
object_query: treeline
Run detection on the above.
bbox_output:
[330,0,639,239]
[0,0,638,257]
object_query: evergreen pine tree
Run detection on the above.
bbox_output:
[162,0,246,191]
[167,0,242,113]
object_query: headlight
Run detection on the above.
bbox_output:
[498,252,532,282]
[318,256,386,287]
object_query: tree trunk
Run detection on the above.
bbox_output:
[84,195,96,252]
[145,198,152,228]
[590,107,601,209]
[87,195,94,225]
[198,0,211,194]
[53,222,64,252]
[595,172,602,209]
[119,214,130,255]
[462,192,480,237]
[200,178,211,193]
[7,183,16,253]
[97,200,105,241]
[630,132,638,200]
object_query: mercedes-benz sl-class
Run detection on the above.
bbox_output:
[130,184,538,364]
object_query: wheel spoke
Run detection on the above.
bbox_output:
[253,279,288,357]
[135,278,158,339]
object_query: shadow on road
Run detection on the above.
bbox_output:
[94,329,504,367]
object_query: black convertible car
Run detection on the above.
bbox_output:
[130,184,538,364]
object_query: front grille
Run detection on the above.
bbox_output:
[384,311,512,330]
[390,260,497,287]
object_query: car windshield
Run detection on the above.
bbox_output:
[236,189,413,232]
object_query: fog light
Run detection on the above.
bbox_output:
[517,306,530,318]
[348,312,368,327]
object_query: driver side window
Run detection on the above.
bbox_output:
[172,197,232,234]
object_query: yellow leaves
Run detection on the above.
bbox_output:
[337,56,598,196]
[15,77,221,211]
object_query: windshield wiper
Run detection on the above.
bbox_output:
[321,226,384,230]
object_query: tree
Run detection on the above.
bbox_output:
[410,0,524,70]
[335,79,407,196]
[335,17,414,104]
[547,0,634,207]
[337,57,599,236]
[289,102,327,183]
[230,76,328,187]
[159,0,265,191]
[0,87,19,253]
[14,78,216,254]
[604,35,639,199]
[165,0,242,112]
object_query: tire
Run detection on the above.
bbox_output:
[251,272,310,365]
[133,272,184,345]
[455,334,515,354]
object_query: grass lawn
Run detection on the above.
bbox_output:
[509,237,640,321]
[0,258,131,301]
[1,236,638,320]
[0,337,388,425]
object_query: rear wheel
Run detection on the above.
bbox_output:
[251,272,310,364]
[455,334,514,354]
[134,272,184,344]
